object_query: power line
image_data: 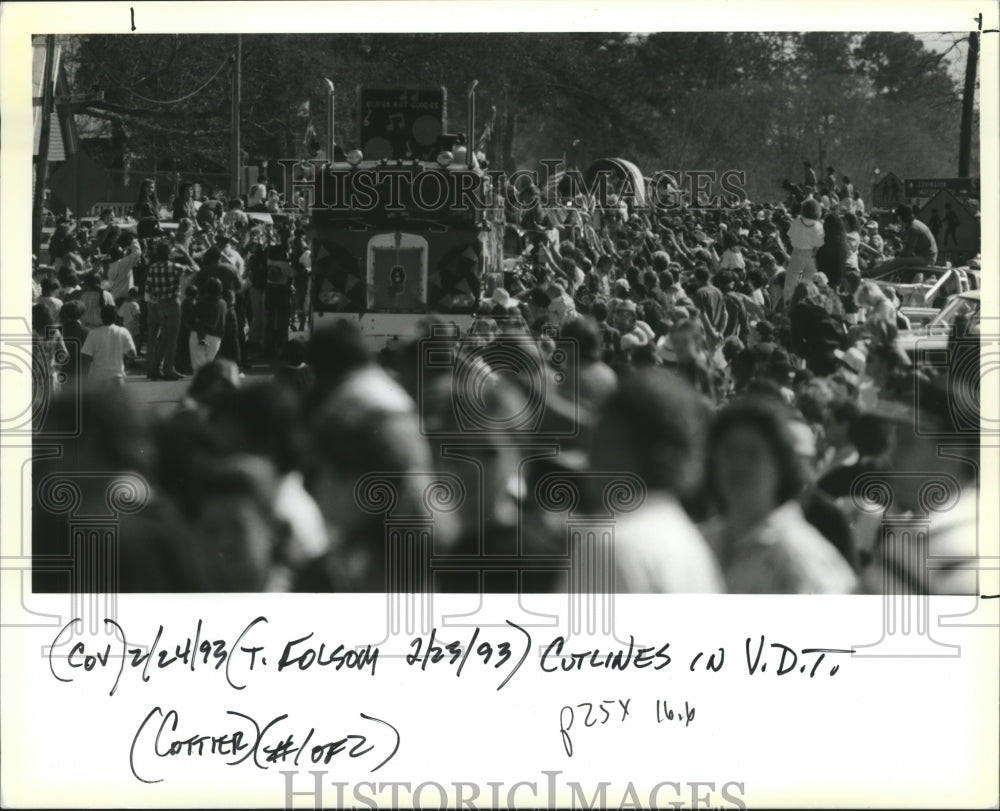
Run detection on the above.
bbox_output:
[129,55,231,105]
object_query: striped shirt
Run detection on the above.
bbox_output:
[144,260,184,303]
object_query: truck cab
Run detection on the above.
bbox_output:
[305,85,503,350]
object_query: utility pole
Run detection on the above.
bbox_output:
[324,78,335,160]
[32,35,56,257]
[230,34,242,199]
[958,32,978,177]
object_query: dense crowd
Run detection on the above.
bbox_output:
[31,163,981,596]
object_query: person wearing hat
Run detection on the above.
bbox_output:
[621,327,649,358]
[619,320,657,366]
[784,198,825,304]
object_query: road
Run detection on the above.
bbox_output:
[123,333,307,418]
[124,362,276,418]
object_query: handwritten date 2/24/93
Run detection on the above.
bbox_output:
[48,616,851,695]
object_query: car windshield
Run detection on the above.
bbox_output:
[928,296,979,327]
[879,267,943,284]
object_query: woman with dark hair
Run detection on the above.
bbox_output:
[815,212,850,290]
[842,212,861,272]
[702,397,857,593]
[133,178,162,239]
[172,182,197,223]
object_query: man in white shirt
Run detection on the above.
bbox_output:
[106,243,142,304]
[81,303,136,386]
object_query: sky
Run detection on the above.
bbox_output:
[918,32,974,80]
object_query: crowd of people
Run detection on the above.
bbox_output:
[30,163,981,596]
[32,179,310,392]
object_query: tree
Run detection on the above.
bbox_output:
[59,31,974,205]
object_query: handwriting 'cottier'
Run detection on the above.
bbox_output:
[129,706,400,784]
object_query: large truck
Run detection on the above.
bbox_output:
[305,83,504,350]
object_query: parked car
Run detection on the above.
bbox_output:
[896,291,980,364]
[869,265,968,301]
[868,266,971,327]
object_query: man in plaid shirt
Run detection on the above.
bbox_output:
[145,240,186,380]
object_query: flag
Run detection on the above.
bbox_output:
[476,105,497,151]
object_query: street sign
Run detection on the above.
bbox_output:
[904,177,980,199]
[916,189,980,256]
[872,172,907,209]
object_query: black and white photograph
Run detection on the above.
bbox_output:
[25,27,987,596]
[2,2,997,808]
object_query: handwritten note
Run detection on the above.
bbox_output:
[48,617,851,698]
[43,612,859,784]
